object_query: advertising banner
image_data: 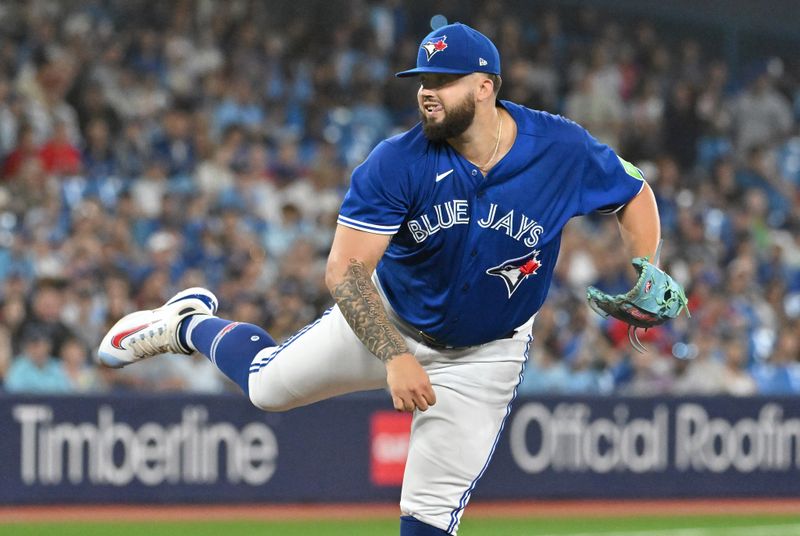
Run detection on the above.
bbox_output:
[481,397,800,498]
[0,393,397,504]
[1,394,798,504]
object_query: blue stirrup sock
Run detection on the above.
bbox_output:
[400,516,450,535]
[178,315,276,394]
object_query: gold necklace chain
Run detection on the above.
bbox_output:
[478,110,503,171]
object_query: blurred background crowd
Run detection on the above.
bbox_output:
[0,0,799,396]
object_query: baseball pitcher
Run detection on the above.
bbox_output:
[99,22,687,536]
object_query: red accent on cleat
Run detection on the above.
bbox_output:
[111,323,152,350]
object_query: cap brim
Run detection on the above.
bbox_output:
[395,66,475,78]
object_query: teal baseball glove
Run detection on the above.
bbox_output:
[586,241,689,352]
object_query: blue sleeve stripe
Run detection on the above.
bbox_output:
[337,219,398,235]
[337,215,400,234]
[596,206,622,215]
[337,215,400,230]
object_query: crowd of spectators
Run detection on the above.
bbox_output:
[0,0,799,396]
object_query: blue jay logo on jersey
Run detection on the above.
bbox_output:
[486,249,542,298]
[421,36,448,61]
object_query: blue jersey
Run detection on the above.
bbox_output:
[337,101,644,347]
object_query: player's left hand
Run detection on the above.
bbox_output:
[586,241,689,352]
[386,353,437,412]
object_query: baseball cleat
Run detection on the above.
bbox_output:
[98,287,218,368]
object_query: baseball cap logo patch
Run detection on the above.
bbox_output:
[421,36,448,61]
[395,23,500,78]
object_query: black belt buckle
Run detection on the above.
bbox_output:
[417,330,452,350]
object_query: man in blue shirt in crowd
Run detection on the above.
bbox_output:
[6,328,71,393]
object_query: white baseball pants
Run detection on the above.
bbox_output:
[247,303,529,534]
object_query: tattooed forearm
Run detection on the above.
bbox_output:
[331,258,409,363]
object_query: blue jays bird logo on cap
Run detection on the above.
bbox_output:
[487,250,542,298]
[395,23,500,78]
[421,36,448,61]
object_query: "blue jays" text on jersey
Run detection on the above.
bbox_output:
[337,101,644,347]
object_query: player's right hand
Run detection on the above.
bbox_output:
[386,354,436,413]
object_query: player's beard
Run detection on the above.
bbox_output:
[420,92,476,143]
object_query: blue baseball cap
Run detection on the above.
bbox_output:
[395,23,501,78]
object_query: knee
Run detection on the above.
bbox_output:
[248,389,302,412]
[247,364,303,413]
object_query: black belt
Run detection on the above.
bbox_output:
[410,328,516,350]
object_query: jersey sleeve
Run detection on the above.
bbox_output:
[577,130,645,216]
[337,141,409,235]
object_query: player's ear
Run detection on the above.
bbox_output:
[474,73,491,102]
[476,74,496,102]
